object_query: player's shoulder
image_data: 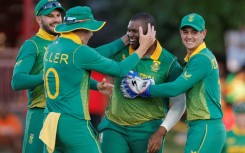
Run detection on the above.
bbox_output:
[21,35,43,47]
[75,44,96,56]
[195,48,216,62]
[159,48,178,64]
[19,37,39,52]
[77,44,92,50]
[162,47,177,57]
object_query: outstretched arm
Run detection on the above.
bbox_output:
[95,34,129,58]
[75,24,156,77]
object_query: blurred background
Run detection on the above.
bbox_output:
[0,0,245,153]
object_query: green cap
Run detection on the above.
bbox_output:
[180,13,205,31]
[233,103,245,114]
[35,0,65,16]
[55,6,106,33]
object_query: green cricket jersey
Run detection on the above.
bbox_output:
[151,42,223,121]
[43,32,140,120]
[11,29,98,108]
[12,29,55,108]
[222,126,245,153]
[106,41,183,125]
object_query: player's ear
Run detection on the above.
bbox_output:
[36,16,41,25]
[201,29,207,39]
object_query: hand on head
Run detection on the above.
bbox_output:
[139,23,156,47]
[135,23,156,58]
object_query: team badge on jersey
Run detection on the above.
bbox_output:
[151,60,160,72]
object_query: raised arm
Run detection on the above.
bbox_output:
[74,24,156,77]
[94,34,128,58]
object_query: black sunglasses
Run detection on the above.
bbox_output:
[37,1,62,15]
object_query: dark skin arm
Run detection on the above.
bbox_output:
[147,126,167,153]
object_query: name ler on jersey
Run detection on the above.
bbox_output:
[44,51,69,64]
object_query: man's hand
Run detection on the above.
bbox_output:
[120,76,154,99]
[121,33,129,46]
[97,78,114,96]
[147,126,167,153]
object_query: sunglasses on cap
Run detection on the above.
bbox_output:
[64,17,90,25]
[37,1,62,15]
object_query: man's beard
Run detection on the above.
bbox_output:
[42,21,59,36]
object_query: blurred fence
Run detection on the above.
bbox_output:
[0,48,27,112]
[0,48,21,103]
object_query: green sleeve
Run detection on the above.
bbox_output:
[95,38,126,58]
[11,40,43,91]
[90,78,98,90]
[74,45,139,77]
[150,54,211,97]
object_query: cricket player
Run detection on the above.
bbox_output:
[40,6,155,153]
[11,0,65,152]
[222,67,245,153]
[98,12,186,153]
[121,13,226,153]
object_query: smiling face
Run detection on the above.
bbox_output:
[127,20,147,50]
[180,26,207,54]
[36,9,63,35]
